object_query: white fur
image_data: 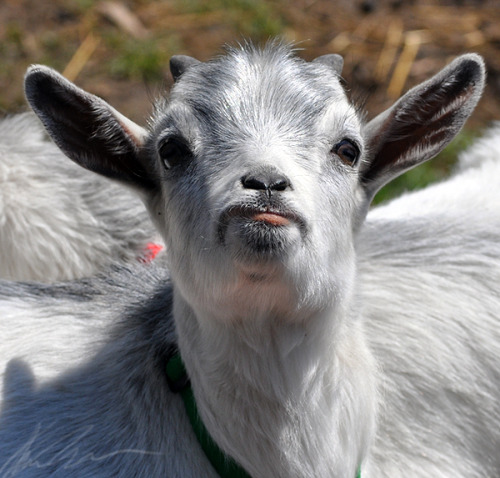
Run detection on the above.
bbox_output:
[0,114,158,282]
[358,135,500,476]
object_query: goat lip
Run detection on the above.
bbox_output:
[217,204,307,244]
[251,211,291,226]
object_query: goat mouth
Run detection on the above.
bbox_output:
[217,204,307,246]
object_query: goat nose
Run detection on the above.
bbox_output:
[241,169,291,194]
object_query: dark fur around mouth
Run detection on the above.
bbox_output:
[217,200,308,246]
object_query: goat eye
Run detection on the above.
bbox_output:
[158,137,191,169]
[332,139,360,166]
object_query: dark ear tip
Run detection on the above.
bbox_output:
[24,65,43,90]
[454,53,485,70]
[24,67,46,107]
[450,53,486,88]
[24,65,60,103]
[25,64,53,83]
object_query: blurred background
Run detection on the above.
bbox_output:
[1,0,499,202]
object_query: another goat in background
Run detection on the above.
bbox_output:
[0,114,158,281]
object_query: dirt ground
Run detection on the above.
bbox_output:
[1,0,499,129]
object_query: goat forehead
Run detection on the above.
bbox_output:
[167,47,354,144]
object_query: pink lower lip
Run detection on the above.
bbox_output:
[251,212,290,226]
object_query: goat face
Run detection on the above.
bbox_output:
[147,46,361,317]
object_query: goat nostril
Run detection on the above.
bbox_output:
[271,178,290,191]
[241,172,291,193]
[241,175,267,191]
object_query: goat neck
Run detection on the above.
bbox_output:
[173,279,377,478]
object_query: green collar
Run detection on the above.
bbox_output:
[166,350,361,478]
[166,351,251,478]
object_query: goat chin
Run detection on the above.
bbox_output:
[0,42,498,478]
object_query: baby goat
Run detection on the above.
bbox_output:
[1,42,498,477]
[0,113,157,282]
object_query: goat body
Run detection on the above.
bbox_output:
[1,43,498,477]
[0,114,157,282]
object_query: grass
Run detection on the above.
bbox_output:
[106,36,177,81]
[175,0,284,39]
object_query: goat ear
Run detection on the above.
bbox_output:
[24,65,157,191]
[359,54,485,204]
[170,55,200,82]
[312,54,344,75]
